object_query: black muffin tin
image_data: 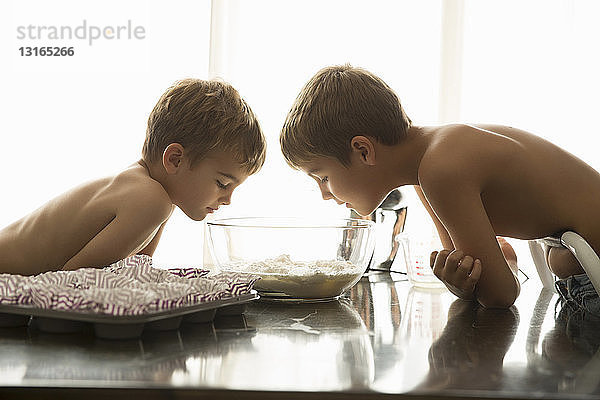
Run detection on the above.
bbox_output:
[0,291,257,339]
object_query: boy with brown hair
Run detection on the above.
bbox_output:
[281,64,600,308]
[0,79,266,275]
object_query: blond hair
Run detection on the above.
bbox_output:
[143,78,266,174]
[280,64,411,169]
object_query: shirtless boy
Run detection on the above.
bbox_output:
[280,64,600,308]
[0,79,266,275]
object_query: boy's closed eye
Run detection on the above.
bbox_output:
[216,171,240,190]
[216,180,229,189]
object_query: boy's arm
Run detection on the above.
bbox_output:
[420,170,520,308]
[414,185,454,249]
[417,184,519,275]
[62,195,172,270]
[136,217,169,257]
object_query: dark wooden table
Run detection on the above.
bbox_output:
[1,272,599,399]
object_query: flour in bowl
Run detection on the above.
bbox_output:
[223,254,363,298]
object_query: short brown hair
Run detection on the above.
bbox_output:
[280,64,411,169]
[143,78,266,174]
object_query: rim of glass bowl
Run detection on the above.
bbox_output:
[206,217,374,229]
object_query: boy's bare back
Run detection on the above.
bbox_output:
[0,162,172,275]
[419,123,600,279]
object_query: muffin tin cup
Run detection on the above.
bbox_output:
[215,303,247,316]
[183,309,216,323]
[94,322,145,340]
[0,312,30,328]
[33,317,89,334]
[144,316,183,331]
[0,291,258,340]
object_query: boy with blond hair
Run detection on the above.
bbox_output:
[281,64,600,309]
[0,79,266,275]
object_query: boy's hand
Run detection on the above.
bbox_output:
[430,249,482,300]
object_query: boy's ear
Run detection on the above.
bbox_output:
[350,136,376,166]
[163,143,185,174]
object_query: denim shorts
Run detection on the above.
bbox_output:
[555,273,600,319]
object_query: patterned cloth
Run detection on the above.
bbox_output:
[0,255,259,315]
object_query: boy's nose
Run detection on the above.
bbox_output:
[219,193,232,205]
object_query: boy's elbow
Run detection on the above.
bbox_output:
[477,295,516,309]
[476,261,521,309]
[477,285,519,309]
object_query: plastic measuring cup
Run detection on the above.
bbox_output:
[396,233,445,288]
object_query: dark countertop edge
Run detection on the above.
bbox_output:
[1,387,596,400]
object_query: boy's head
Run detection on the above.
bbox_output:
[280,64,411,169]
[280,64,411,215]
[143,79,266,220]
[143,78,266,175]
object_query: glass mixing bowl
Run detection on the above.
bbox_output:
[206,217,375,301]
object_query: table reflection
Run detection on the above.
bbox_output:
[526,288,600,396]
[355,274,456,393]
[0,322,220,382]
[416,300,519,392]
[2,275,600,398]
[182,298,375,391]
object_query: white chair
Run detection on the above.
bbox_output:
[529,231,600,295]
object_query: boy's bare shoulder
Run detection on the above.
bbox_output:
[418,123,521,192]
[111,165,173,221]
[418,124,479,188]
